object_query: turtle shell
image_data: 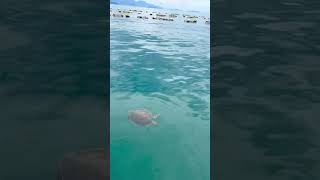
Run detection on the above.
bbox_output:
[128,109,155,126]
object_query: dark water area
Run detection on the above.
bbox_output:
[0,0,108,179]
[212,0,320,179]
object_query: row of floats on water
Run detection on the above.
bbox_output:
[110,8,210,24]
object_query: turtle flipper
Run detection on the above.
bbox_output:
[151,120,158,126]
[152,114,160,119]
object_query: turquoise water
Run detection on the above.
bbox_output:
[110,5,210,180]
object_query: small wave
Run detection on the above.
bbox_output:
[163,76,192,82]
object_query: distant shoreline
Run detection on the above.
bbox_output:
[110,0,162,9]
[110,3,161,9]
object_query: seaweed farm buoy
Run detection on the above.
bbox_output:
[184,18,197,23]
[156,13,166,17]
[169,14,177,18]
[123,13,130,18]
[152,16,174,21]
[113,13,124,18]
[137,16,149,19]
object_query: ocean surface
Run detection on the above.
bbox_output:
[110,5,210,180]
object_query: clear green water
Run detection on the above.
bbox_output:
[110,5,210,180]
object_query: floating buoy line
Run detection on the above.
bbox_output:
[110,8,210,25]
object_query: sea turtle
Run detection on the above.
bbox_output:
[128,108,160,126]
